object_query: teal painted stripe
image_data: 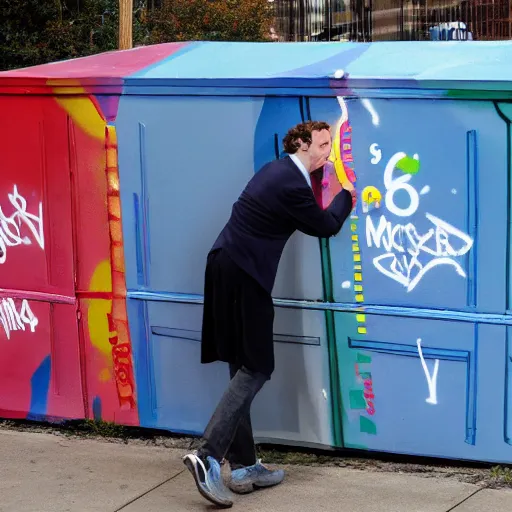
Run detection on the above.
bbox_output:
[319,237,344,449]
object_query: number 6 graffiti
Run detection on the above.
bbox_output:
[383,152,420,218]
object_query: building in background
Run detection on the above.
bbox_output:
[271,0,511,41]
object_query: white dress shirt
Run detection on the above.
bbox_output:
[289,153,311,189]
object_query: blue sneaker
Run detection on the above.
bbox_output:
[228,459,285,494]
[183,453,234,508]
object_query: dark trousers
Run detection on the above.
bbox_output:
[199,363,269,469]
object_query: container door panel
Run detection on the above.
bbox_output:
[0,96,83,420]
[325,98,506,313]
[0,96,75,296]
[336,313,476,458]
[129,299,334,446]
[337,313,512,463]
[495,102,512,313]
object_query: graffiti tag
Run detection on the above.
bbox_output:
[369,143,382,165]
[365,151,473,292]
[355,362,376,416]
[0,298,38,340]
[417,338,439,405]
[366,213,473,292]
[0,185,44,264]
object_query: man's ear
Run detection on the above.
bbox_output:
[297,138,309,152]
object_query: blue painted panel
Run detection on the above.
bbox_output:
[328,98,507,313]
[116,96,263,295]
[476,324,512,455]
[494,103,512,313]
[336,313,512,463]
[466,323,512,461]
[128,298,334,446]
[253,306,333,447]
[115,87,512,464]
[145,302,229,434]
[117,95,324,301]
[336,313,475,455]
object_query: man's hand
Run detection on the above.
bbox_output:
[342,181,356,209]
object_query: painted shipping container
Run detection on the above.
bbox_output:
[1,41,512,464]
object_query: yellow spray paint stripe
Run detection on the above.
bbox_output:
[350,218,366,330]
[329,120,351,188]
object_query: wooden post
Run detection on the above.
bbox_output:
[119,0,133,50]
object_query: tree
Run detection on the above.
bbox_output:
[144,0,273,44]
[0,0,60,70]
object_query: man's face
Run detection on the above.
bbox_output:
[307,129,332,170]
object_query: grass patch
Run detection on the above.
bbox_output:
[490,466,512,486]
[72,419,128,438]
[0,418,155,441]
[257,448,336,466]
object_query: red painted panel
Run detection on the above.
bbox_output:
[0,89,137,425]
[0,97,74,297]
[0,299,50,417]
[0,96,84,420]
[46,303,84,419]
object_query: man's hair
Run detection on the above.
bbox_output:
[282,121,331,154]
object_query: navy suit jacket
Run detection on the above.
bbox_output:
[211,156,353,294]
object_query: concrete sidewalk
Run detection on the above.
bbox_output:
[0,430,511,512]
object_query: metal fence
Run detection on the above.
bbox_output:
[271,0,511,41]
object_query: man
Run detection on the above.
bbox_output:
[183,121,355,508]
